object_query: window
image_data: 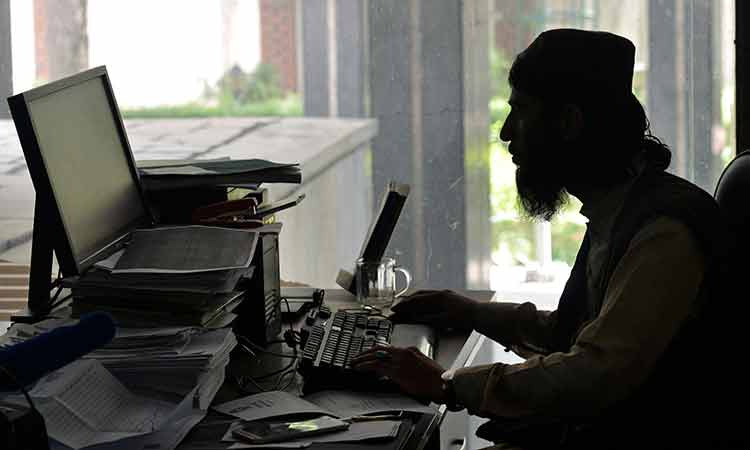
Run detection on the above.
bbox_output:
[489,0,735,306]
[0,0,737,303]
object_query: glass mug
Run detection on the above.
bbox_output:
[355,257,411,309]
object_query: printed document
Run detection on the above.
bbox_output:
[302,390,436,418]
[213,391,331,422]
[214,389,435,422]
[112,225,257,274]
[27,359,195,449]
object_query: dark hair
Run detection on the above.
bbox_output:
[509,58,672,185]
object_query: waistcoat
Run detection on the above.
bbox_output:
[552,169,734,448]
[477,169,737,449]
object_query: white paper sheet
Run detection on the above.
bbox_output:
[29,359,191,450]
[112,226,257,274]
[213,391,331,422]
[302,390,436,419]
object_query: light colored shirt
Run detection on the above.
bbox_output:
[450,186,707,418]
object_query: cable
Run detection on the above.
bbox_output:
[233,296,305,393]
[235,337,299,392]
[237,335,297,359]
[275,363,299,391]
[234,374,267,394]
[48,292,73,311]
[253,357,297,381]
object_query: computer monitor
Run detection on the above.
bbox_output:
[7,66,153,316]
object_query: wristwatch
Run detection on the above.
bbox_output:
[440,370,465,412]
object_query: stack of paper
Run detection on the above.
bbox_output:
[100,327,237,409]
[4,359,205,450]
[137,158,302,191]
[65,225,259,327]
[1,318,237,410]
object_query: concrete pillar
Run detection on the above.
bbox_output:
[369,0,418,279]
[0,0,11,118]
[301,0,329,116]
[301,0,492,289]
[463,0,492,289]
[683,0,715,192]
[335,0,366,117]
[370,0,491,289]
[648,0,679,172]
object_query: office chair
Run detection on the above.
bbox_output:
[710,150,750,442]
[714,149,750,292]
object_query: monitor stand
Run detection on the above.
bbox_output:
[11,194,58,323]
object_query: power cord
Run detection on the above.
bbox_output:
[233,297,302,394]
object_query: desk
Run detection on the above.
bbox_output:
[177,289,496,450]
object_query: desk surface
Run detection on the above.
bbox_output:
[178,289,495,450]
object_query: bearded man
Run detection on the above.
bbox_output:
[352,29,739,449]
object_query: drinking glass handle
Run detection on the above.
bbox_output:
[394,266,412,297]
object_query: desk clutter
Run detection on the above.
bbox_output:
[0,66,307,449]
[212,389,435,448]
[0,316,237,447]
[0,67,436,450]
[62,225,264,328]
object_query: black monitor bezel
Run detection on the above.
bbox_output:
[7,65,154,277]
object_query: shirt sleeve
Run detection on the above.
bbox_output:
[451,217,706,418]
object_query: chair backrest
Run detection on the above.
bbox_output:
[714,150,750,231]
[714,150,750,281]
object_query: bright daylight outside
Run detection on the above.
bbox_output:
[0,0,736,318]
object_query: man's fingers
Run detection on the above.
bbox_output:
[351,359,389,373]
[391,295,438,314]
[387,311,414,323]
[393,312,453,327]
[351,346,391,365]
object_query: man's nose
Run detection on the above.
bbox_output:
[499,118,512,143]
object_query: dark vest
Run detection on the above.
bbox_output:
[479,170,743,449]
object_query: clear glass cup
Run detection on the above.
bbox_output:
[355,257,411,310]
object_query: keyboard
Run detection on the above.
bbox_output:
[298,306,435,394]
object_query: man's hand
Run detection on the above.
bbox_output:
[350,346,446,404]
[390,289,479,330]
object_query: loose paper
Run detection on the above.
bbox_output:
[213,391,331,422]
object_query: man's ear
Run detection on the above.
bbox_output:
[560,104,584,141]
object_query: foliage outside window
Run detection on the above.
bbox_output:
[489,47,586,269]
[122,63,302,119]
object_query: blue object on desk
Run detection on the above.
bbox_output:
[0,312,116,389]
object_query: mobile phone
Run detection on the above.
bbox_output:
[232,416,349,444]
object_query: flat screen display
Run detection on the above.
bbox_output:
[26,75,147,266]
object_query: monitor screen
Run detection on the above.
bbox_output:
[23,70,148,268]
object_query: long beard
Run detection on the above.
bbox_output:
[515,157,569,222]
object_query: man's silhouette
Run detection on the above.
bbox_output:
[353,29,739,449]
